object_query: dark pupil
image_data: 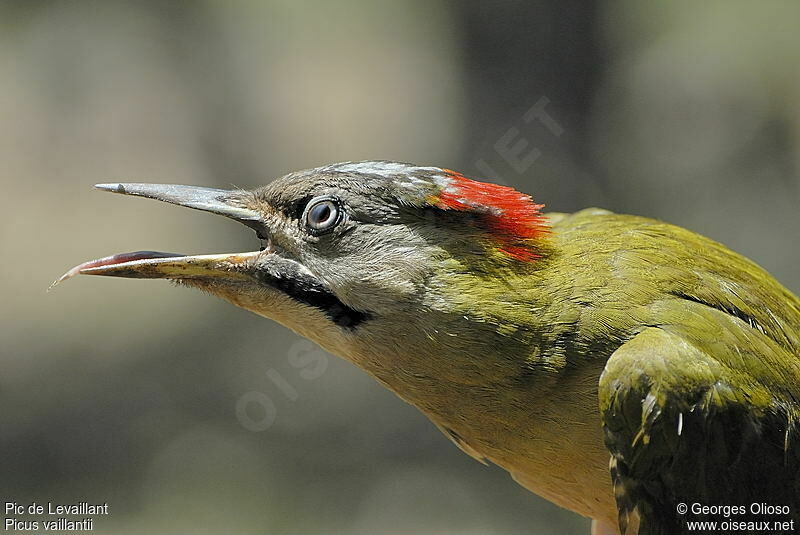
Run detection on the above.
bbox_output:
[311,203,331,225]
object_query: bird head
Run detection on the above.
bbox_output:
[60,161,550,387]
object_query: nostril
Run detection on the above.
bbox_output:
[257,231,272,252]
[256,228,272,251]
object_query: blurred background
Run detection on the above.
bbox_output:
[1,1,799,533]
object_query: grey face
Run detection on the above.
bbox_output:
[57,161,464,333]
[244,164,458,320]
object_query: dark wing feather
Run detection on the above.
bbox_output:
[600,326,800,535]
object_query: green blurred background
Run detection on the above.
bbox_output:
[2,1,799,533]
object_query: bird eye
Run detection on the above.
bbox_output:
[303,197,341,234]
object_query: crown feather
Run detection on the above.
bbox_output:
[325,161,548,261]
[429,170,548,261]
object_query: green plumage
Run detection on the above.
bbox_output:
[547,209,800,533]
[393,205,800,533]
[73,164,800,535]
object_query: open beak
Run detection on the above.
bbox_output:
[53,183,264,287]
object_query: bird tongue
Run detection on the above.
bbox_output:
[52,251,183,288]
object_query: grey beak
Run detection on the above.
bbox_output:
[94,183,263,229]
[52,183,265,288]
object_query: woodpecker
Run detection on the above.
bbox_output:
[59,161,800,534]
